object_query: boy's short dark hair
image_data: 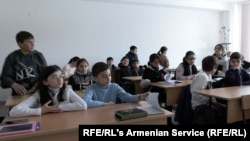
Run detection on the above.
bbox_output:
[131,59,139,64]
[107,57,113,61]
[149,53,160,63]
[92,62,109,77]
[214,44,225,52]
[120,56,129,62]
[202,56,218,71]
[16,31,34,43]
[68,56,80,64]
[230,52,243,60]
[130,45,137,51]
[77,58,89,67]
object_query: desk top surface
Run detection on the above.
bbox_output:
[4,90,84,108]
[1,102,173,140]
[194,86,250,100]
[122,76,142,81]
[150,80,192,88]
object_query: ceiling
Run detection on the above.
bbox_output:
[209,0,249,4]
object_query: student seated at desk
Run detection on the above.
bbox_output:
[62,56,80,83]
[242,58,250,70]
[68,58,93,90]
[212,44,229,76]
[225,52,250,86]
[9,65,87,117]
[116,56,135,94]
[157,46,169,72]
[140,53,167,108]
[175,51,198,80]
[106,57,118,73]
[131,59,144,76]
[191,56,226,124]
[82,62,149,108]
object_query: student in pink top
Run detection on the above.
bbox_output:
[175,51,198,80]
[157,46,169,72]
[62,56,80,82]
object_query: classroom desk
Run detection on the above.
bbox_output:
[150,80,192,106]
[122,76,143,94]
[4,90,85,108]
[4,94,31,108]
[194,86,250,124]
[0,102,174,141]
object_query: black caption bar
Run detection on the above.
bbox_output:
[79,125,250,140]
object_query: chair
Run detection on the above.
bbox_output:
[174,84,193,125]
[241,95,250,124]
[111,72,116,83]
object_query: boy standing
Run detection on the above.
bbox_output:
[82,62,149,108]
[1,31,47,95]
[125,45,139,67]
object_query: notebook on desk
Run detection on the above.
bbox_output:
[164,74,182,84]
[137,92,165,114]
[115,108,148,121]
[0,121,40,136]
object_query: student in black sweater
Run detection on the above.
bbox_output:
[225,52,250,86]
[0,31,47,95]
[140,53,167,108]
[131,59,144,76]
[116,56,135,94]
[68,58,93,90]
[106,57,118,73]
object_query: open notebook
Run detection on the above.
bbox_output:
[137,92,165,114]
[164,74,182,84]
[0,121,40,136]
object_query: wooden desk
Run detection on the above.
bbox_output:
[4,94,31,108]
[1,102,174,141]
[150,80,192,106]
[4,90,85,108]
[122,76,143,94]
[194,86,250,124]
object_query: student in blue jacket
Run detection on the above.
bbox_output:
[83,62,149,108]
[225,52,250,86]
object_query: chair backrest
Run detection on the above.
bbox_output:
[174,84,193,125]
[241,95,250,124]
[111,72,116,83]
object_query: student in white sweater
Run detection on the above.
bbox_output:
[191,56,226,124]
[191,56,218,109]
[9,65,87,117]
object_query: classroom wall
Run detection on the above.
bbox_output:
[0,0,230,100]
[241,3,250,60]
